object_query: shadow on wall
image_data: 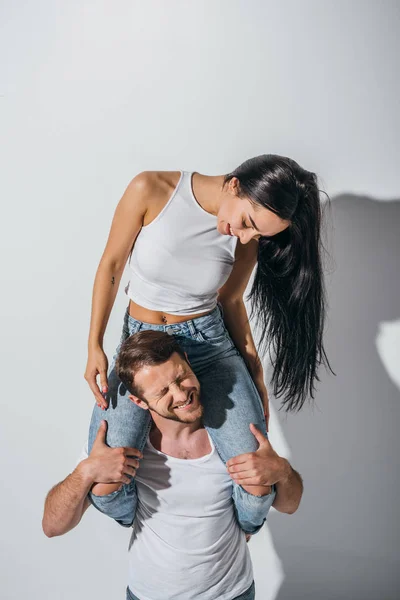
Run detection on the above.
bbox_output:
[267,194,400,600]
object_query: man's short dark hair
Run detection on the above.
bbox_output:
[115,330,188,398]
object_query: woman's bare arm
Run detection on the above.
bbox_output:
[84,172,151,407]
[217,240,263,379]
[217,240,272,425]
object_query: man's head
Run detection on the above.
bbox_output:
[115,330,203,424]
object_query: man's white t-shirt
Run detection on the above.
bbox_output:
[77,431,253,600]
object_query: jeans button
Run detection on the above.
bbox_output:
[166,328,174,335]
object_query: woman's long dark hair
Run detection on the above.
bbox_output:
[223,154,335,412]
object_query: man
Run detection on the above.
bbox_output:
[43,331,303,600]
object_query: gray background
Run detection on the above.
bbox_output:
[1,1,399,599]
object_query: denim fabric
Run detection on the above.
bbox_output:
[126,580,256,600]
[87,303,276,532]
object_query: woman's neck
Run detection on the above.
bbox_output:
[192,172,226,216]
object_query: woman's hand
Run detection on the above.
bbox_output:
[84,346,109,409]
[253,376,270,432]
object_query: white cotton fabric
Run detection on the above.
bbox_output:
[77,431,253,600]
[124,170,238,315]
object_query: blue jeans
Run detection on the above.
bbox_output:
[87,304,276,534]
[126,580,256,600]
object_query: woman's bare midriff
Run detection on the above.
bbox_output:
[128,299,213,325]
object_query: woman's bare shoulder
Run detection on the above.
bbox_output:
[128,170,182,199]
[128,171,182,226]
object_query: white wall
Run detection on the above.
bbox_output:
[1,1,399,598]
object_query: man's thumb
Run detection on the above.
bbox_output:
[249,423,269,446]
[95,420,107,444]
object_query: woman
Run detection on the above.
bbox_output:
[85,154,333,513]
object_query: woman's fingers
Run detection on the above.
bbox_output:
[85,372,107,408]
[96,374,108,410]
[85,349,109,409]
[99,369,109,401]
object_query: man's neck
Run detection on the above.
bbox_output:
[149,414,210,460]
[150,413,203,442]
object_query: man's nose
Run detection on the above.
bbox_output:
[171,385,188,403]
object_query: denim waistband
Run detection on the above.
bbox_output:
[126,580,254,600]
[124,303,223,337]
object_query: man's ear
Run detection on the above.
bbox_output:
[128,394,149,410]
[184,351,191,365]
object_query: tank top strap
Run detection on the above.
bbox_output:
[178,170,194,205]
[180,171,218,220]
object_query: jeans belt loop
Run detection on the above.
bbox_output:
[187,318,197,337]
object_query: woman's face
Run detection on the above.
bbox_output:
[217,178,291,244]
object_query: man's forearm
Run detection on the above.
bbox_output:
[272,459,303,514]
[42,460,95,537]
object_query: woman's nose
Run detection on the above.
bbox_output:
[239,229,252,244]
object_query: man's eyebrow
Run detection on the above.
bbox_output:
[157,386,169,397]
[248,214,260,231]
[155,370,190,398]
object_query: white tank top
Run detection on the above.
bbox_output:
[125,171,238,315]
[128,432,253,600]
[75,434,253,600]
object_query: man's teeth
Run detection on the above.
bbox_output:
[174,396,193,409]
[229,225,233,236]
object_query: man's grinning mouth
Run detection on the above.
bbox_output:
[173,393,194,410]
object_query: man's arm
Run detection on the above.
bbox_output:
[42,461,95,537]
[42,420,142,536]
[272,459,303,514]
[227,423,304,535]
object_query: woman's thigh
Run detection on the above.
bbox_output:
[198,349,266,461]
[176,315,267,463]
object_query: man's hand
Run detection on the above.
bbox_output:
[226,424,289,493]
[84,420,143,485]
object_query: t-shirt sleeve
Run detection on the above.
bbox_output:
[75,440,89,469]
